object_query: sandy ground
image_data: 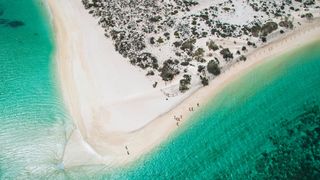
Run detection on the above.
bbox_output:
[46,0,320,168]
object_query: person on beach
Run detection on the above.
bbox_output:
[125,146,130,155]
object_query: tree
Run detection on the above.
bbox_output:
[193,48,205,61]
[157,37,164,43]
[239,55,247,61]
[220,48,233,60]
[207,40,219,51]
[207,60,221,76]
[179,74,191,93]
[200,76,209,86]
[149,16,162,22]
[261,22,278,36]
[181,38,196,52]
[305,13,314,21]
[160,60,179,81]
[198,65,205,73]
[279,18,293,29]
[174,31,180,38]
[150,37,155,44]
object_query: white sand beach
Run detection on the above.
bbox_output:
[46,0,320,168]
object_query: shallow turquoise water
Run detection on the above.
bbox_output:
[0,0,71,178]
[1,0,320,179]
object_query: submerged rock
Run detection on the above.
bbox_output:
[249,104,320,179]
[0,18,8,25]
[7,20,25,28]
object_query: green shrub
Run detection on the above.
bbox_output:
[207,60,221,75]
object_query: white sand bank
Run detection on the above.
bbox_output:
[46,0,320,168]
[47,0,194,167]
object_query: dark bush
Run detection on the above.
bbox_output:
[261,22,278,36]
[179,74,191,92]
[181,38,196,52]
[207,60,221,75]
[160,60,179,81]
[220,48,233,60]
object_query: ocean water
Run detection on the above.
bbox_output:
[1,0,320,179]
[0,0,71,178]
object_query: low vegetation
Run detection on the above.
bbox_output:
[81,0,320,93]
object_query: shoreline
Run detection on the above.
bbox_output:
[46,0,320,168]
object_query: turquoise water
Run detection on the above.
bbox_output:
[0,0,71,178]
[1,0,320,179]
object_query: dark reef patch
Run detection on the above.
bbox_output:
[0,19,25,28]
[0,18,8,25]
[0,4,4,16]
[248,102,320,179]
[7,20,25,28]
